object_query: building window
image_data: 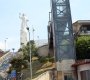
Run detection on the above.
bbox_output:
[64,73,73,80]
[80,70,90,80]
[81,27,87,33]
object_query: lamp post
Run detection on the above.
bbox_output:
[12,48,15,53]
[27,27,32,80]
[5,38,8,51]
[32,27,35,41]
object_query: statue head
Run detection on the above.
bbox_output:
[22,13,25,17]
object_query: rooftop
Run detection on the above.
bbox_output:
[73,20,90,25]
[35,39,48,47]
[72,59,90,67]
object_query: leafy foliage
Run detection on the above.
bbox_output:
[8,40,38,74]
[8,58,28,73]
[76,36,90,59]
[38,56,54,63]
[18,40,38,62]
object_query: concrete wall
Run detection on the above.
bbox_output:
[73,23,81,34]
[37,45,48,57]
[56,59,75,71]
[33,71,51,80]
[56,60,75,80]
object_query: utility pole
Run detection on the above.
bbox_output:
[32,27,35,41]
[5,38,8,51]
[12,48,15,53]
[27,27,32,80]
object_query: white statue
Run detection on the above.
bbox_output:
[19,13,28,48]
[19,13,29,30]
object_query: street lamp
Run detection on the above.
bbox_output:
[5,38,8,51]
[27,27,32,80]
[32,27,35,41]
[12,48,15,53]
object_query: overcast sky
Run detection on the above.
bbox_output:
[0,0,90,51]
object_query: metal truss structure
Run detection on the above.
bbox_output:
[50,0,75,62]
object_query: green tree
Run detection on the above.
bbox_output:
[76,36,90,59]
[7,58,28,73]
[18,40,38,62]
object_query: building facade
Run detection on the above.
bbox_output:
[73,20,90,36]
[72,59,90,80]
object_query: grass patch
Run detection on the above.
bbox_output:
[24,58,55,80]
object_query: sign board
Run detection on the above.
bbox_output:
[11,70,16,78]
